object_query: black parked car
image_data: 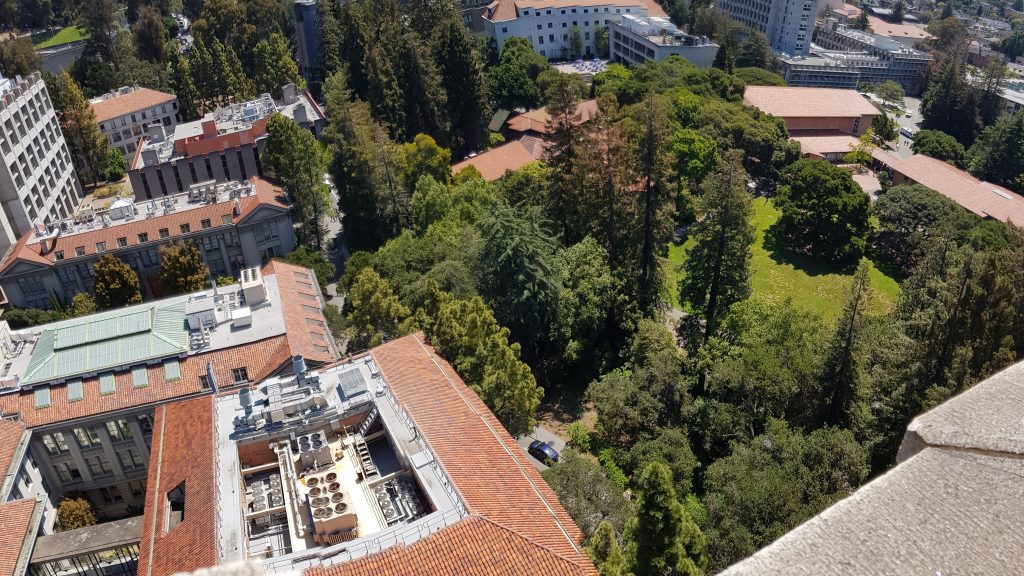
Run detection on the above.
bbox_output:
[528,440,559,464]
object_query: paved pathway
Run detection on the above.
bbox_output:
[515,425,566,472]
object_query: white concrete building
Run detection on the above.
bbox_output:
[483,0,666,60]
[716,0,820,56]
[89,86,178,157]
[0,73,82,254]
[609,15,718,67]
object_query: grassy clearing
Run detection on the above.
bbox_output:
[32,26,88,49]
[662,197,900,323]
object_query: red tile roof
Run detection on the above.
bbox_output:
[137,395,218,576]
[790,130,861,157]
[0,498,38,576]
[866,16,932,40]
[262,260,336,364]
[361,334,595,575]
[506,100,600,135]
[873,151,1024,225]
[308,516,593,576]
[91,88,177,124]
[744,86,881,119]
[0,177,288,273]
[173,117,270,159]
[451,136,546,181]
[0,334,291,428]
[0,418,26,479]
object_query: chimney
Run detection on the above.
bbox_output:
[282,83,298,105]
[233,198,241,216]
[292,355,307,382]
[201,119,218,138]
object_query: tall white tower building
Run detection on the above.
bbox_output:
[0,72,82,252]
[716,0,820,57]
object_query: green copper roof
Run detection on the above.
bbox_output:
[21,297,191,386]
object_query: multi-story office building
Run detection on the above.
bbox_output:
[716,0,820,56]
[0,261,338,527]
[89,86,178,157]
[128,87,325,201]
[0,73,83,255]
[0,296,595,576]
[805,19,933,94]
[0,177,294,309]
[609,15,719,66]
[483,0,667,59]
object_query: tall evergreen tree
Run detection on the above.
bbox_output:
[680,151,754,354]
[169,52,199,120]
[627,462,708,576]
[711,38,735,74]
[966,111,1024,192]
[976,59,1007,127]
[316,0,344,80]
[817,262,870,429]
[920,52,980,145]
[736,29,771,69]
[44,71,109,185]
[253,32,302,100]
[635,91,675,311]
[435,16,489,155]
[263,114,332,248]
[188,36,215,100]
[544,71,585,242]
[589,521,629,576]
[853,10,870,30]
[133,5,167,63]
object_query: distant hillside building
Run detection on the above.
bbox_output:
[128,88,324,202]
[89,86,178,157]
[482,0,668,59]
[777,20,932,95]
[715,0,820,56]
[0,73,83,255]
[609,15,719,66]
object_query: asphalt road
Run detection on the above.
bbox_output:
[516,426,567,472]
[891,96,923,158]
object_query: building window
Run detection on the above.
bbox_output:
[117,237,128,248]
[96,241,106,252]
[159,228,169,239]
[73,427,101,448]
[75,246,85,256]
[17,276,45,295]
[117,448,144,470]
[138,232,148,243]
[41,432,70,454]
[99,486,123,504]
[138,414,153,436]
[54,250,64,260]
[201,218,211,229]
[54,462,81,483]
[86,454,113,477]
[199,375,210,389]
[180,223,190,234]
[106,419,134,442]
[232,367,249,383]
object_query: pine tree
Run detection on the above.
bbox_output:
[345,268,411,349]
[253,32,302,100]
[93,254,143,310]
[158,242,208,295]
[188,36,215,100]
[316,0,343,80]
[225,44,255,101]
[44,71,109,185]
[263,114,331,248]
[133,5,167,63]
[891,0,905,23]
[169,53,199,120]
[395,33,450,145]
[737,29,771,69]
[712,38,735,74]
[817,262,869,429]
[589,521,628,576]
[680,151,754,390]
[853,10,870,30]
[920,52,980,145]
[627,462,708,576]
[976,59,1006,127]
[636,91,675,312]
[544,71,585,242]
[435,16,489,155]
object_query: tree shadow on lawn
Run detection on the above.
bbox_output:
[762,223,861,277]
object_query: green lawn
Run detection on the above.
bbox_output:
[31,26,88,49]
[663,197,900,323]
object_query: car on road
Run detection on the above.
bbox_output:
[528,440,559,464]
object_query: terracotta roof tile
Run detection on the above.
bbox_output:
[307,516,592,576]
[261,260,336,364]
[866,16,932,40]
[506,100,599,135]
[790,131,861,157]
[366,334,595,574]
[137,395,218,576]
[0,418,26,479]
[91,88,177,124]
[873,151,1024,225]
[0,335,291,428]
[451,136,546,181]
[0,177,288,273]
[0,498,38,576]
[743,86,881,119]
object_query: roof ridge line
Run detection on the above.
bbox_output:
[405,333,586,560]
[470,515,593,573]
